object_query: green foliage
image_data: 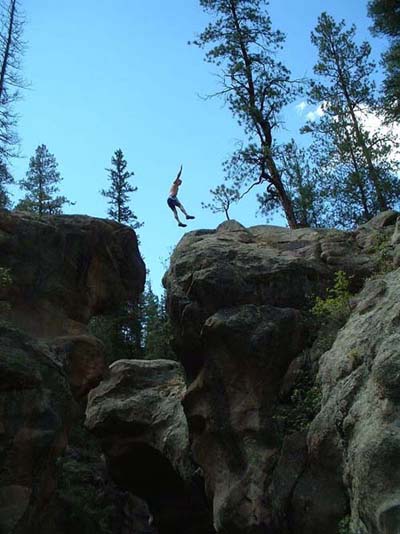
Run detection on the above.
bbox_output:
[56,425,116,534]
[89,285,176,365]
[0,0,26,163]
[273,370,322,436]
[338,515,352,534]
[368,233,394,273]
[89,301,143,365]
[18,144,74,216]
[142,285,176,361]
[0,266,11,317]
[101,148,142,229]
[259,139,325,227]
[312,271,352,323]
[368,0,400,120]
[0,266,11,287]
[192,0,301,228]
[273,313,345,441]
[201,184,239,221]
[0,161,14,209]
[304,12,400,225]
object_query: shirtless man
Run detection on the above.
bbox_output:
[167,165,195,227]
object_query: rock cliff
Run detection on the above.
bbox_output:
[3,208,400,534]
[0,210,146,534]
[163,212,400,534]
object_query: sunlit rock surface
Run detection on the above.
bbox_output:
[164,212,400,533]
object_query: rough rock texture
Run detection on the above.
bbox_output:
[165,218,379,378]
[0,210,145,337]
[49,335,107,401]
[184,304,307,533]
[309,268,400,534]
[0,211,146,534]
[0,325,74,534]
[86,358,214,534]
[164,213,400,534]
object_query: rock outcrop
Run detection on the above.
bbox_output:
[309,269,400,534]
[0,211,146,534]
[0,325,74,534]
[4,207,400,534]
[86,358,214,534]
[0,210,144,337]
[164,213,400,534]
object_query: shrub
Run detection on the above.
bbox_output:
[0,266,12,318]
[312,271,352,323]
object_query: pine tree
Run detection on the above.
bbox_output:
[17,144,73,216]
[305,12,400,218]
[258,140,325,227]
[304,113,378,228]
[201,184,239,221]
[0,159,13,208]
[0,0,27,162]
[192,0,302,228]
[101,149,142,229]
[142,283,175,361]
[368,0,400,120]
[89,301,144,365]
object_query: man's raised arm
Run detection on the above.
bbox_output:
[175,164,183,182]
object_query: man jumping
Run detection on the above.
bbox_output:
[167,165,195,227]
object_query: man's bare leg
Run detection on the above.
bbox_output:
[178,203,195,220]
[173,207,186,227]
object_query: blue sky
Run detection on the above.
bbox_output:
[12,0,388,293]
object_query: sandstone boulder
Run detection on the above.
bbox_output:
[49,335,107,401]
[86,358,214,533]
[308,268,400,534]
[164,213,399,533]
[0,210,145,337]
[0,212,146,533]
[184,304,307,533]
[0,325,74,534]
[164,219,377,377]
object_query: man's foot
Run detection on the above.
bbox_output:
[178,222,187,227]
[186,215,195,220]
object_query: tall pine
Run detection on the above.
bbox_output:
[258,140,325,228]
[18,144,73,216]
[304,13,400,222]
[368,0,400,120]
[192,0,302,228]
[101,149,142,229]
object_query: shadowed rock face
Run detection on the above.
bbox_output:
[0,325,74,534]
[0,212,146,534]
[184,304,307,533]
[86,359,214,534]
[0,210,145,337]
[164,213,400,534]
[49,335,107,401]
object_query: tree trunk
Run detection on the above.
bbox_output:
[345,132,372,221]
[0,0,16,102]
[229,0,298,229]
[329,34,388,211]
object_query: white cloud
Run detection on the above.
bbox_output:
[306,103,325,121]
[356,105,400,162]
[295,101,307,114]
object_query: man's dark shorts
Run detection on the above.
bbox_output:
[167,196,181,210]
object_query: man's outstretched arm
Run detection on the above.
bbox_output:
[175,164,183,182]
